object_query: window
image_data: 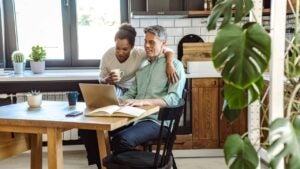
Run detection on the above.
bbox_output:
[3,0,127,68]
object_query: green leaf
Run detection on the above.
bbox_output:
[223,77,264,109]
[224,83,248,108]
[224,134,259,169]
[212,23,271,89]
[223,104,241,122]
[267,118,300,169]
[207,0,253,30]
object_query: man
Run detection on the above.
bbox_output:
[111,25,186,154]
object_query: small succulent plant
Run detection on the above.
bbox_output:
[29,45,46,62]
[28,90,41,96]
[11,51,25,63]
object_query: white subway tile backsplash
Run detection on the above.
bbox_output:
[168,45,178,55]
[202,36,209,42]
[175,19,192,27]
[157,19,175,27]
[135,37,141,46]
[192,18,202,27]
[201,27,217,36]
[135,28,144,36]
[130,19,140,27]
[200,27,208,35]
[129,15,271,58]
[139,37,145,46]
[174,36,182,44]
[167,37,175,45]
[208,36,216,42]
[166,28,183,36]
[183,28,201,36]
[140,19,158,27]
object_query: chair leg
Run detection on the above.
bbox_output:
[171,153,177,169]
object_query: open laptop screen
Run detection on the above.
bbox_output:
[79,83,120,109]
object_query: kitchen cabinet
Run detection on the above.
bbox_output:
[129,0,185,12]
[218,80,247,147]
[191,78,219,148]
[190,78,247,148]
[129,0,274,17]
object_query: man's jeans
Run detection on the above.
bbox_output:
[80,120,163,167]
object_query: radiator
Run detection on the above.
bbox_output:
[15,92,79,141]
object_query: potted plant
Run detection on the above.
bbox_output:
[11,50,25,74]
[27,90,42,108]
[29,45,46,74]
[207,0,300,168]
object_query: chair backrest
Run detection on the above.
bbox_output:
[154,99,185,168]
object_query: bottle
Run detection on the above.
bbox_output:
[204,0,208,11]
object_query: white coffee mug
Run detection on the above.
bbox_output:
[110,69,124,82]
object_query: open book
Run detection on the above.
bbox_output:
[85,105,146,117]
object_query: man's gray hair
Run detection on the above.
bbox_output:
[144,25,167,41]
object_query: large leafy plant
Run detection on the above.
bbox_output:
[208,0,300,169]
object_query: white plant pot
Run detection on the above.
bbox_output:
[13,62,25,74]
[27,94,42,108]
[30,61,45,74]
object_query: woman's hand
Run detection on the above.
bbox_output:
[102,72,119,84]
[166,63,179,84]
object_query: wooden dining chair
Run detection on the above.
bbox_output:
[103,99,185,169]
[142,89,188,169]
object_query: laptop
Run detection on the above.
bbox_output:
[79,83,120,109]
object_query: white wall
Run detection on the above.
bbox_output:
[131,17,217,57]
[131,16,272,58]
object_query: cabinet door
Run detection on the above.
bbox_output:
[130,0,146,11]
[187,0,204,10]
[192,78,219,148]
[218,80,247,147]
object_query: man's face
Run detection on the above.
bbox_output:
[144,32,165,60]
[115,38,133,63]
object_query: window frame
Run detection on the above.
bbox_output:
[1,0,129,69]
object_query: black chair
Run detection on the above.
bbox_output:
[103,99,185,169]
[142,89,188,169]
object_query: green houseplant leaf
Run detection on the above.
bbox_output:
[223,104,241,123]
[212,22,270,89]
[268,118,300,169]
[224,134,258,169]
[207,0,253,30]
[29,45,47,62]
[224,76,264,109]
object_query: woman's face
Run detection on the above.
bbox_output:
[115,38,133,63]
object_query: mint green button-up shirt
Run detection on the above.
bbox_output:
[121,55,186,125]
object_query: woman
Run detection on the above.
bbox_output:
[98,23,178,96]
[82,23,178,169]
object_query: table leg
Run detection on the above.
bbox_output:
[47,128,63,169]
[96,130,110,169]
[30,134,42,169]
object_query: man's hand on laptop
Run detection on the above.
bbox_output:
[119,99,150,107]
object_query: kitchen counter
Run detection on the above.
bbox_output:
[0,64,222,82]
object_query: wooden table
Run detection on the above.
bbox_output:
[0,101,159,169]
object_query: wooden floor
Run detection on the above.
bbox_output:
[0,145,267,169]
